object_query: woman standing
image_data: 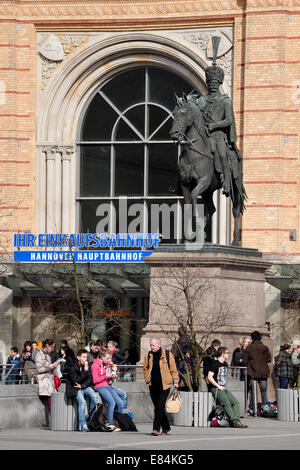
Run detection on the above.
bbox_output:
[20,341,37,383]
[231,336,251,379]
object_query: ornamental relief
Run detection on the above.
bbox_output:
[175,27,233,90]
[39,34,89,90]
[1,1,242,18]
[3,0,300,18]
[38,27,233,93]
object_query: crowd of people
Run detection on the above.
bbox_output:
[2,339,138,385]
[1,331,300,433]
[1,338,138,432]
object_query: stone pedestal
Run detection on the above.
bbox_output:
[141,244,272,360]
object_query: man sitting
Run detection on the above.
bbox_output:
[207,346,248,428]
[67,349,98,432]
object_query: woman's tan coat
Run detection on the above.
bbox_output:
[35,349,56,396]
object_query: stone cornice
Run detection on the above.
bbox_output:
[0,1,243,22]
[1,2,300,30]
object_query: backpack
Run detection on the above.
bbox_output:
[208,404,231,427]
[113,411,138,431]
[257,401,277,418]
[86,403,114,432]
[208,390,230,427]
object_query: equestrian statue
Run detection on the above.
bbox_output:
[170,36,246,246]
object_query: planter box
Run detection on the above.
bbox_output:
[50,392,78,431]
[277,389,300,422]
[173,391,214,427]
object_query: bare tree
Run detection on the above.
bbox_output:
[150,256,239,391]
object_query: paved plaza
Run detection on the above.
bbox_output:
[0,417,299,451]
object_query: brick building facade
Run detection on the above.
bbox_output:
[0,0,299,360]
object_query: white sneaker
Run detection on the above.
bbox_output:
[105,423,116,431]
[113,427,121,432]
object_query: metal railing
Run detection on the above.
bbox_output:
[0,363,247,390]
[0,364,37,385]
[115,365,140,382]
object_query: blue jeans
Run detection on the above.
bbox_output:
[278,376,289,389]
[76,387,98,427]
[95,386,123,424]
[249,378,268,410]
[112,386,128,409]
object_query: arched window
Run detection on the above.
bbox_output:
[77,66,199,243]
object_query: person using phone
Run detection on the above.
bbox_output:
[35,339,59,426]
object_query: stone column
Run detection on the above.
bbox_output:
[43,145,61,234]
[61,146,75,234]
[41,144,75,234]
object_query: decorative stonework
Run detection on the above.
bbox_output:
[0,1,244,19]
[41,144,75,161]
[39,34,88,90]
[175,27,233,90]
[38,34,64,61]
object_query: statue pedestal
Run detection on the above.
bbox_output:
[141,244,272,359]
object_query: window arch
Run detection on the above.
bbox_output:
[77,66,202,243]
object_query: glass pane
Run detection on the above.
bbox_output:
[80,199,112,234]
[115,145,144,196]
[81,93,118,141]
[149,67,195,111]
[102,68,145,113]
[114,199,146,234]
[148,105,169,140]
[148,199,180,244]
[148,144,178,196]
[115,118,142,141]
[80,145,110,196]
[125,105,145,137]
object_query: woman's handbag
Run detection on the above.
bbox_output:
[165,388,182,414]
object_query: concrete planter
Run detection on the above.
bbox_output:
[277,389,300,422]
[173,391,214,427]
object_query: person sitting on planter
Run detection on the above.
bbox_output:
[203,339,222,379]
[91,349,125,431]
[207,346,248,428]
[66,349,98,432]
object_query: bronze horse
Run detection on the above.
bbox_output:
[170,95,246,246]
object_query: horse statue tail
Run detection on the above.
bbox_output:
[239,183,247,215]
[227,146,247,214]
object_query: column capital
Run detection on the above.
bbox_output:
[42,145,58,161]
[60,146,75,161]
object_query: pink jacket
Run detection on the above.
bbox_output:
[91,357,111,389]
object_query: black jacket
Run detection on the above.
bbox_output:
[66,360,93,397]
[112,349,127,365]
[202,346,218,377]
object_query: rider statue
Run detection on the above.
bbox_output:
[196,36,241,197]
